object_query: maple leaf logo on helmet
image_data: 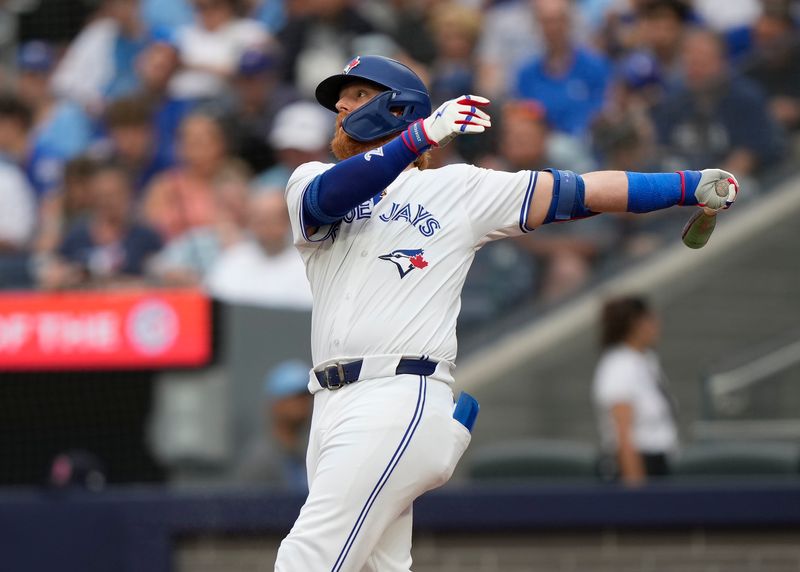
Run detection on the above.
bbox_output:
[343,56,361,74]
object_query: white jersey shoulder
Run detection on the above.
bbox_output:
[412,163,538,245]
[287,161,335,192]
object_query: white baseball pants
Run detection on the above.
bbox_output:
[274,374,471,571]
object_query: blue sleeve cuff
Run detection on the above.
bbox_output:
[678,170,701,206]
[303,176,340,226]
[518,171,538,233]
[299,182,338,242]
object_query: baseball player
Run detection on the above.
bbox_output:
[275,55,739,571]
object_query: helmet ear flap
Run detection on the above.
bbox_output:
[342,90,408,142]
[389,88,432,120]
[342,88,432,142]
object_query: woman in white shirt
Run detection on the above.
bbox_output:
[593,296,678,485]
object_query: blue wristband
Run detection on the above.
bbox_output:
[401,120,433,154]
[678,170,701,206]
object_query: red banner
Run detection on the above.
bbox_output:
[0,289,211,371]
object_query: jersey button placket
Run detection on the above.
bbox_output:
[336,253,366,351]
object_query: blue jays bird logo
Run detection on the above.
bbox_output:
[378,249,429,279]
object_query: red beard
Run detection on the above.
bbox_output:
[329,112,430,170]
[329,111,395,161]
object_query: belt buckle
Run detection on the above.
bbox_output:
[324,362,347,390]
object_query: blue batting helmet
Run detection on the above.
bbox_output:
[315,55,431,142]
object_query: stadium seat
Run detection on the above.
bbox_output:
[468,438,597,482]
[672,441,800,478]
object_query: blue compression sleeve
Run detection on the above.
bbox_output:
[303,121,431,226]
[625,171,701,213]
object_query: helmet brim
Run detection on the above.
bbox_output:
[315,74,390,112]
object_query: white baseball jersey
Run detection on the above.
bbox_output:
[279,159,537,572]
[285,160,538,391]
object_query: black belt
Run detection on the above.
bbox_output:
[315,358,437,390]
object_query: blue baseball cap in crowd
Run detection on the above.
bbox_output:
[263,360,311,398]
[238,48,279,76]
[150,25,181,48]
[17,41,55,73]
[616,52,662,90]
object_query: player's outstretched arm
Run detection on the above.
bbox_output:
[303,95,491,230]
[525,168,739,229]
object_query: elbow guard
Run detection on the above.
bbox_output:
[542,169,596,224]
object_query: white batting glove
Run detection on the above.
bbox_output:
[421,95,491,148]
[695,168,740,211]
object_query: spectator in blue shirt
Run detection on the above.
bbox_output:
[135,40,195,166]
[98,95,174,195]
[651,29,785,178]
[34,156,99,257]
[16,41,95,199]
[514,0,611,136]
[39,162,163,290]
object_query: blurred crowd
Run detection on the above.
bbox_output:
[0,0,798,323]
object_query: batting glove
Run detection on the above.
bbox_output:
[695,168,740,211]
[420,95,491,148]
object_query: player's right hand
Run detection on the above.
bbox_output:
[421,95,491,148]
[695,168,739,211]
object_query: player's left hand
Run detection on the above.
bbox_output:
[421,95,491,148]
[696,169,739,211]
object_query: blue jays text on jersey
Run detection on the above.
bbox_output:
[341,199,441,237]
